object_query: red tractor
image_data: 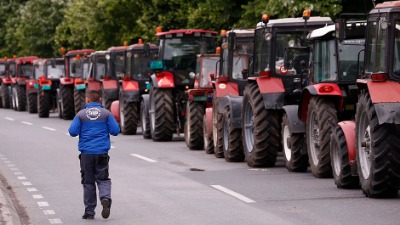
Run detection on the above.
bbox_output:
[102,46,127,110]
[110,40,158,135]
[0,59,7,108]
[86,50,107,93]
[330,1,400,198]
[33,58,65,117]
[184,51,220,150]
[58,49,94,119]
[241,13,333,169]
[298,19,366,181]
[0,58,16,109]
[204,29,254,162]
[9,56,39,111]
[145,28,218,142]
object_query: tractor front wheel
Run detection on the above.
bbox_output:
[184,101,204,150]
[27,93,37,113]
[223,105,244,162]
[203,114,214,154]
[212,101,224,158]
[38,90,50,118]
[141,99,151,139]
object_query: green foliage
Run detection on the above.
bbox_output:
[0,0,377,57]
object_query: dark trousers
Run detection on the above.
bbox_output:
[79,154,111,215]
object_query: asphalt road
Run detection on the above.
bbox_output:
[0,108,399,225]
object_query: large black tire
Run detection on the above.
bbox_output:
[184,101,204,150]
[120,97,138,135]
[282,114,308,172]
[330,125,359,189]
[74,89,85,114]
[355,91,400,198]
[203,114,214,154]
[149,86,174,141]
[222,105,244,162]
[38,90,50,118]
[14,85,26,111]
[212,101,224,158]
[242,83,280,167]
[306,97,336,178]
[141,99,151,139]
[101,88,113,110]
[0,94,2,108]
[1,84,10,109]
[27,93,37,113]
[60,85,74,120]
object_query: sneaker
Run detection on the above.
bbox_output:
[101,198,111,219]
[82,213,94,219]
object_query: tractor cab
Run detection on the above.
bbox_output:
[45,58,65,81]
[0,59,6,78]
[65,49,93,80]
[195,53,220,89]
[106,46,127,80]
[88,51,107,82]
[151,29,218,89]
[13,56,38,84]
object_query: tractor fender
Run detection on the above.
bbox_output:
[121,90,140,103]
[255,77,285,109]
[282,105,305,134]
[219,96,243,129]
[102,79,118,90]
[298,83,343,123]
[121,80,139,91]
[17,80,26,86]
[205,107,213,138]
[87,80,101,91]
[2,78,11,85]
[214,81,239,98]
[59,77,74,85]
[110,100,120,122]
[150,72,175,88]
[337,121,356,168]
[102,87,118,101]
[374,103,400,125]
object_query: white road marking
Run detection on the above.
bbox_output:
[14,172,23,175]
[4,161,11,164]
[111,145,116,149]
[10,168,19,171]
[17,176,27,180]
[130,154,157,163]
[43,210,55,215]
[37,201,49,207]
[21,121,33,125]
[27,188,38,192]
[21,182,32,186]
[42,126,56,131]
[7,164,15,167]
[32,194,44,199]
[211,185,256,203]
[5,117,14,121]
[49,218,62,224]
[0,157,7,160]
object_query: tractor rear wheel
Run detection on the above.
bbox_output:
[212,101,224,158]
[27,93,37,113]
[60,85,74,120]
[38,90,50,118]
[184,101,204,150]
[223,105,244,162]
[74,89,85,114]
[120,98,138,135]
[306,97,336,178]
[242,83,280,167]
[15,85,26,111]
[203,114,214,154]
[149,86,174,141]
[141,99,151,139]
[282,114,308,172]
[330,125,359,189]
[356,91,400,198]
[101,87,114,110]
[1,84,10,109]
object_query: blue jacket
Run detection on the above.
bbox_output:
[68,102,120,154]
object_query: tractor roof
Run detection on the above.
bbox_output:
[126,43,158,51]
[65,49,94,57]
[106,46,127,53]
[371,1,400,13]
[308,20,366,40]
[156,29,218,38]
[16,56,39,64]
[257,17,332,29]
[0,59,6,63]
[227,28,254,38]
[308,24,335,39]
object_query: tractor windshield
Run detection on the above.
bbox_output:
[0,64,5,76]
[161,36,216,84]
[365,19,388,75]
[93,56,107,81]
[274,32,307,76]
[253,29,271,75]
[34,63,44,79]
[69,57,84,77]
[47,63,65,79]
[393,20,400,78]
[130,51,158,80]
[113,52,125,79]
[9,63,16,78]
[338,39,364,81]
[222,41,253,80]
[198,56,219,88]
[18,64,34,78]
[312,40,337,82]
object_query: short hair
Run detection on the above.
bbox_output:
[86,90,101,103]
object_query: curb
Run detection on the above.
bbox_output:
[0,183,21,225]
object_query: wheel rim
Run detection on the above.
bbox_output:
[150,95,155,131]
[283,124,291,162]
[309,111,320,166]
[141,106,146,132]
[120,101,125,129]
[212,112,218,148]
[331,138,342,177]
[243,102,254,153]
[14,89,19,109]
[203,118,209,150]
[223,114,228,151]
[358,111,371,179]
